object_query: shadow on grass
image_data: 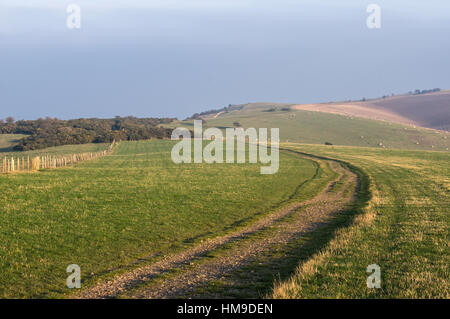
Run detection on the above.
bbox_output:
[0,146,20,153]
[194,150,372,298]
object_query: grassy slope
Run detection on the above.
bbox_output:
[0,139,327,298]
[0,134,27,152]
[273,144,449,298]
[173,106,449,151]
[361,91,450,130]
[0,135,109,158]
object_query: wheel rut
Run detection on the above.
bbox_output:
[77,152,358,299]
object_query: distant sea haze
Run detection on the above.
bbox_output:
[1,0,450,120]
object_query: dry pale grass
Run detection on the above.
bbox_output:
[272,143,449,299]
[291,103,415,126]
[292,91,450,132]
[272,172,380,299]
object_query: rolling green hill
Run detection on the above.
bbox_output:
[0,134,27,152]
[272,143,449,298]
[0,139,324,298]
[1,101,448,299]
[0,140,110,158]
[171,105,449,151]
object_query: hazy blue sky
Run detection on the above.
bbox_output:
[1,0,450,120]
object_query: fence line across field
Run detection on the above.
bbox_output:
[0,141,117,174]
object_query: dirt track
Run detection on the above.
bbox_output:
[77,152,358,299]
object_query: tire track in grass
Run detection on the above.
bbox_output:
[130,161,357,299]
[77,153,357,299]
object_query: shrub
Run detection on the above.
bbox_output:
[1,117,175,151]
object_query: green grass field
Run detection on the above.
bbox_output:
[0,134,27,152]
[171,105,449,151]
[0,139,328,298]
[272,144,449,298]
[1,122,448,298]
[0,136,109,158]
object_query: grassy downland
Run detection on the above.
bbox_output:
[0,134,27,152]
[273,144,449,298]
[171,106,449,151]
[0,141,109,158]
[0,139,326,298]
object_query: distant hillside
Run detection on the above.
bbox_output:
[187,103,293,120]
[360,91,450,130]
[178,103,449,151]
[0,134,27,152]
[186,104,245,120]
[293,91,450,131]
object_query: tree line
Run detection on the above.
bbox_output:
[0,116,176,151]
[410,88,441,95]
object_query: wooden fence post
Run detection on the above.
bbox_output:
[2,142,115,174]
[31,157,40,171]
